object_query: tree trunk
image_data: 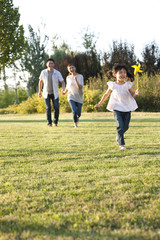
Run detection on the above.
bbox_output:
[3,68,8,90]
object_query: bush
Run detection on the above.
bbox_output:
[0,89,15,108]
[6,94,45,114]
[59,91,71,113]
[87,75,108,91]
[2,88,104,114]
[132,73,160,111]
[82,85,107,112]
[0,88,29,109]
[1,74,160,114]
[17,88,28,102]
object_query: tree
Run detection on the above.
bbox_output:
[81,28,101,80]
[50,35,73,79]
[110,41,136,66]
[50,29,101,84]
[82,28,97,52]
[102,40,137,75]
[21,25,49,93]
[0,0,25,82]
[142,42,160,76]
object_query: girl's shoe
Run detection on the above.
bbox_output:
[119,145,126,150]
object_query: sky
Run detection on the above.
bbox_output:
[2,0,160,89]
[13,0,160,60]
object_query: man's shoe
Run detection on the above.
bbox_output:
[119,145,126,150]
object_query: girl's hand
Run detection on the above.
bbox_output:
[135,89,140,96]
[95,103,100,109]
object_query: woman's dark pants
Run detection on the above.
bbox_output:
[69,100,82,123]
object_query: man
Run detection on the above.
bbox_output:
[39,58,65,126]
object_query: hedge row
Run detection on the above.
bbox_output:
[0,74,160,114]
[0,86,106,114]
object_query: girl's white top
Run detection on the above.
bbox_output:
[107,81,138,112]
[66,74,84,104]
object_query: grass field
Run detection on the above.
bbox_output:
[0,112,160,240]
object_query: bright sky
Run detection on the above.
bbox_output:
[13,0,160,60]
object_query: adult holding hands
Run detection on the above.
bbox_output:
[62,64,84,128]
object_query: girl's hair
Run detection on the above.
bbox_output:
[108,63,134,82]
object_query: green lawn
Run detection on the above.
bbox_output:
[0,112,160,240]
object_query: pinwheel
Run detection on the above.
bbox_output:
[131,63,143,89]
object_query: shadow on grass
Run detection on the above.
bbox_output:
[0,219,154,239]
[0,146,142,164]
[0,219,94,239]
[0,147,125,159]
[0,119,114,123]
[0,118,159,123]
[132,118,160,122]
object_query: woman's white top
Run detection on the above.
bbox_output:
[66,74,84,104]
[107,81,138,112]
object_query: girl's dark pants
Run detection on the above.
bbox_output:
[114,110,131,146]
[69,100,82,123]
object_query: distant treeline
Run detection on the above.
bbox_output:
[1,0,160,112]
[21,27,160,93]
[1,0,160,94]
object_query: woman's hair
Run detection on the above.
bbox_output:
[108,63,134,82]
[67,64,76,75]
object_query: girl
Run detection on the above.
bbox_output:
[95,64,140,150]
[63,64,84,128]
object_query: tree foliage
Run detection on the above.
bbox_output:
[102,40,137,76]
[50,36,72,79]
[81,29,101,80]
[21,25,49,92]
[50,29,101,84]
[142,42,160,76]
[0,0,25,69]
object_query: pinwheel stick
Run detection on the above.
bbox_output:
[136,73,139,89]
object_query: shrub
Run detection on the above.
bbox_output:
[82,85,107,112]
[1,74,160,114]
[6,94,45,114]
[0,88,29,109]
[0,89,15,108]
[59,91,71,113]
[17,88,28,102]
[132,74,160,111]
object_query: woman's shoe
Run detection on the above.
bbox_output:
[119,145,126,150]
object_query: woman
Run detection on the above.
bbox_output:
[63,64,84,128]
